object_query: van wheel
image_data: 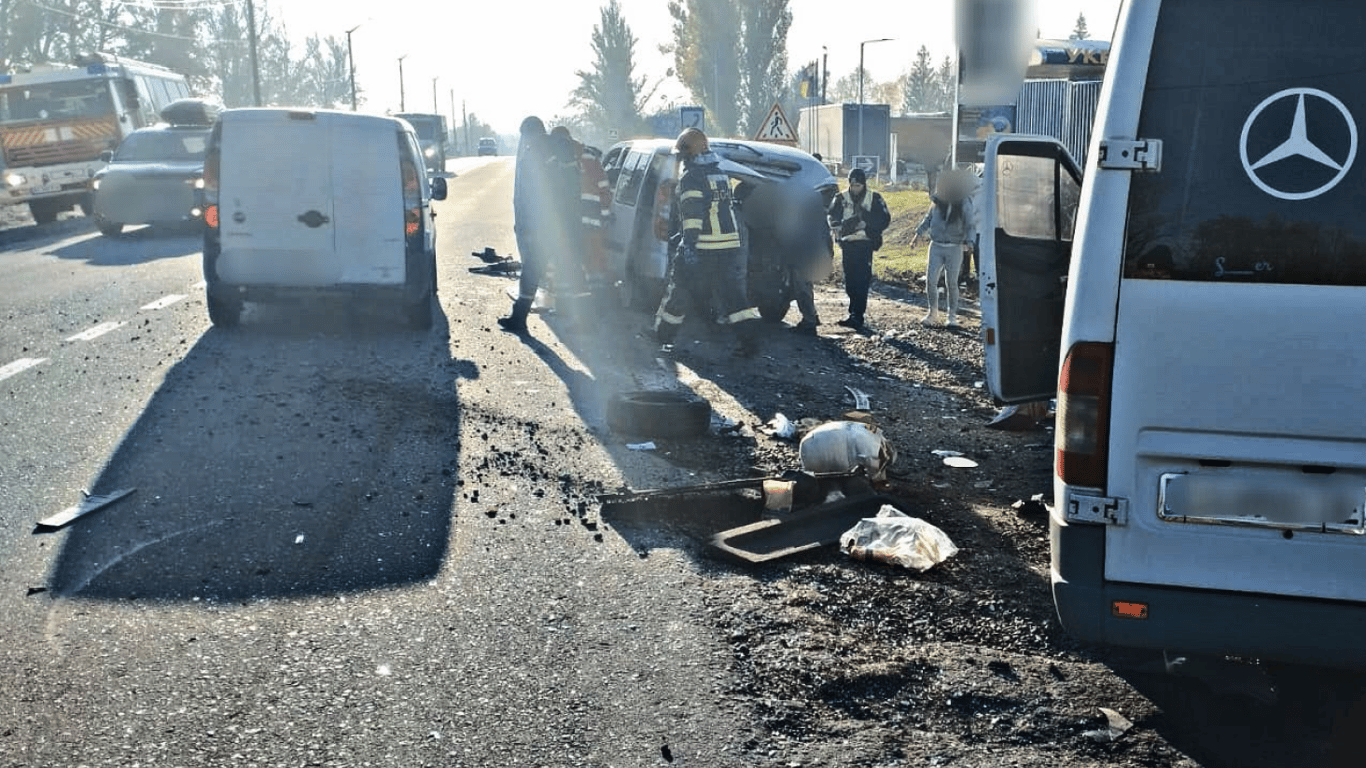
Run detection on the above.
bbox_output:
[607,390,711,438]
[207,288,242,327]
[405,293,433,330]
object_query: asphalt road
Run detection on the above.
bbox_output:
[0,156,767,767]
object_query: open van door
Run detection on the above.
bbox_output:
[978,134,1082,404]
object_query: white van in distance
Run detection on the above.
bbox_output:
[978,0,1366,670]
[201,108,447,329]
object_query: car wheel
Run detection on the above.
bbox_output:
[206,287,242,327]
[607,390,712,438]
[97,219,123,237]
[28,200,58,225]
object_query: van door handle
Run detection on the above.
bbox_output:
[297,210,330,228]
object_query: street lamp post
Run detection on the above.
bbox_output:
[431,77,438,113]
[344,24,360,111]
[397,55,407,112]
[858,38,894,171]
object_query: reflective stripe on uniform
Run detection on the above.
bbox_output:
[724,307,762,324]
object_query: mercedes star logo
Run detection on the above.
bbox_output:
[1240,87,1357,201]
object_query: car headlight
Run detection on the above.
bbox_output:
[424,147,435,158]
[4,172,24,188]
[91,178,102,190]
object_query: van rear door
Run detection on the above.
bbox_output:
[1096,0,1366,600]
[330,117,405,285]
[218,110,336,285]
[978,134,1082,404]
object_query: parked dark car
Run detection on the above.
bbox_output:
[89,99,220,237]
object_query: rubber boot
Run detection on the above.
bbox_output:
[498,298,532,334]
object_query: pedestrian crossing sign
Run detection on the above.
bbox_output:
[753,102,797,145]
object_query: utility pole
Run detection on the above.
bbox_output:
[397,55,407,112]
[246,0,261,106]
[462,100,470,158]
[431,77,438,113]
[449,89,457,154]
[345,24,361,111]
[858,38,894,168]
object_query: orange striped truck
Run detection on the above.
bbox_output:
[0,53,190,224]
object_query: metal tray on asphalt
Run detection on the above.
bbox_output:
[710,494,897,564]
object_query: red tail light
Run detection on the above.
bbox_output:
[204,204,218,229]
[400,149,421,237]
[1056,342,1114,488]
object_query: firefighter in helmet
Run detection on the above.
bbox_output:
[653,128,761,356]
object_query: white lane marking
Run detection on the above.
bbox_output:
[0,357,48,382]
[66,321,125,342]
[140,294,186,311]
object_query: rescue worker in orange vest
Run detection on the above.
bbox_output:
[653,127,761,356]
[576,142,612,291]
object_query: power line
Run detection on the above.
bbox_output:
[18,0,249,44]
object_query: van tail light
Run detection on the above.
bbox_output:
[399,144,421,238]
[1056,341,1114,488]
[204,204,218,229]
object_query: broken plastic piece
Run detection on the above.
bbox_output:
[35,488,136,531]
[844,386,871,410]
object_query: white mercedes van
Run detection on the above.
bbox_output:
[979,0,1366,669]
[201,108,447,329]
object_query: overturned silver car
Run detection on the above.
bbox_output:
[600,138,837,321]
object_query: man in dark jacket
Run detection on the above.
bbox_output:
[653,127,761,356]
[826,167,891,331]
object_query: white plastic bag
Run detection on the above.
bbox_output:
[839,505,958,571]
[798,420,896,482]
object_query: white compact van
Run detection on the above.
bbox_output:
[979,1,1366,669]
[201,108,447,329]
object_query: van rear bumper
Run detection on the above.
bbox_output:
[1052,517,1366,669]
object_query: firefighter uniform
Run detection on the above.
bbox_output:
[653,128,761,356]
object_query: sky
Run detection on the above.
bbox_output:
[278,0,1121,135]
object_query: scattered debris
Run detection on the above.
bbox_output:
[712,493,897,564]
[799,420,896,483]
[844,385,871,410]
[471,246,507,263]
[1083,707,1134,743]
[626,441,657,451]
[469,261,520,275]
[943,455,979,469]
[1012,494,1050,516]
[840,504,959,571]
[764,413,796,440]
[34,488,136,532]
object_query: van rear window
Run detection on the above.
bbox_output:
[1123,0,1366,285]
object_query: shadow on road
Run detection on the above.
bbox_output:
[44,304,471,602]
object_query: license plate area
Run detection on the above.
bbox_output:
[1159,469,1366,534]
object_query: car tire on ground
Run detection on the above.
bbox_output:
[206,287,242,327]
[97,219,123,237]
[607,390,712,438]
[405,293,434,330]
